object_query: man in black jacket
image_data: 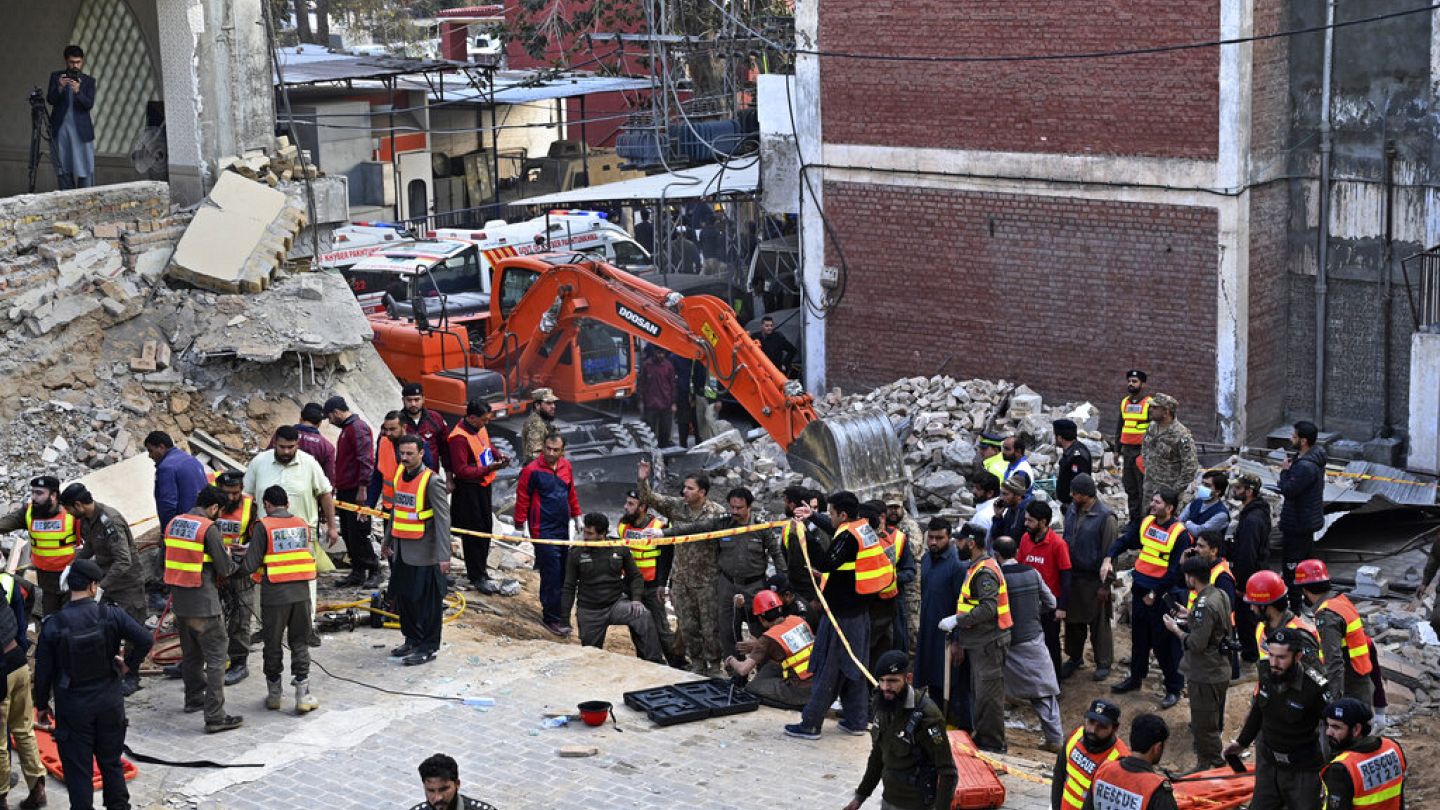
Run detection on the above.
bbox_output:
[47,45,97,189]
[1229,473,1270,662]
[1278,421,1326,611]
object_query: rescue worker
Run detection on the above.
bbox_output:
[59,483,147,695]
[1083,714,1177,810]
[1230,473,1272,662]
[1051,699,1128,810]
[1139,393,1198,505]
[723,589,814,710]
[160,486,242,732]
[0,475,79,618]
[32,559,153,810]
[863,500,902,663]
[0,562,44,810]
[1244,569,1322,678]
[978,432,1008,486]
[520,387,559,463]
[367,410,425,513]
[400,383,451,473]
[1061,473,1117,681]
[1114,370,1151,524]
[883,490,924,654]
[1279,421,1327,611]
[784,493,892,740]
[1321,698,1406,810]
[558,513,663,663]
[1296,559,1376,709]
[1102,488,1191,709]
[383,435,452,667]
[636,458,726,675]
[448,400,509,595]
[1163,556,1233,772]
[1225,627,1332,810]
[844,650,958,810]
[617,490,682,667]
[237,486,319,714]
[938,519,1012,753]
[213,470,256,686]
[995,535,1063,752]
[409,752,499,810]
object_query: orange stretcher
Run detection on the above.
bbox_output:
[1173,764,1254,810]
[32,720,139,789]
[946,730,1008,809]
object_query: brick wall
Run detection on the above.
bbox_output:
[818,0,1220,158]
[0,182,168,253]
[1246,184,1289,439]
[822,182,1221,438]
[1249,0,1289,166]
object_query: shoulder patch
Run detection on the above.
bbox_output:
[97,512,113,528]
[1305,665,1329,687]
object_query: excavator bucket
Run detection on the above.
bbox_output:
[786,410,908,501]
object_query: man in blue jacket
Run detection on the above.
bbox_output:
[145,431,208,532]
[46,45,96,190]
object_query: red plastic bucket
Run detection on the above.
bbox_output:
[578,700,612,727]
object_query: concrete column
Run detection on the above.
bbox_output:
[1408,332,1440,473]
[157,0,275,205]
[794,0,827,396]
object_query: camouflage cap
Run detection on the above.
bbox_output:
[882,490,905,506]
[531,387,560,403]
[1150,392,1179,412]
[1234,472,1263,491]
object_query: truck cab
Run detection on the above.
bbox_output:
[341,239,491,324]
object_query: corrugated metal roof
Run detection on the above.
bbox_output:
[1329,460,1438,506]
[392,72,655,104]
[274,47,479,86]
[511,160,759,206]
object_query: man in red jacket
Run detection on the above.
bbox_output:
[515,432,582,636]
[1019,500,1071,679]
[325,396,379,588]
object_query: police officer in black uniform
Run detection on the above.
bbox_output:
[1224,627,1330,810]
[32,559,153,810]
[846,650,958,810]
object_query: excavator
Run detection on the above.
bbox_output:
[366,252,905,496]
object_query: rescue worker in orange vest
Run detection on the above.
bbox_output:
[1296,559,1376,710]
[845,650,958,810]
[0,475,80,618]
[723,589,815,710]
[1244,569,1325,686]
[238,485,319,715]
[213,471,256,687]
[1114,369,1152,525]
[938,519,1012,753]
[1101,488,1191,709]
[1163,556,1233,772]
[783,492,893,741]
[447,400,510,595]
[367,411,428,516]
[1321,698,1406,810]
[159,486,243,733]
[617,490,683,668]
[1051,699,1128,810]
[382,435,451,667]
[1083,713,1177,810]
[1226,627,1331,810]
[863,499,903,664]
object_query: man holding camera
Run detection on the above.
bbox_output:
[46,45,96,190]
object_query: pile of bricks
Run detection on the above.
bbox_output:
[216,135,323,187]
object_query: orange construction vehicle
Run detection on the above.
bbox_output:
[367,253,905,495]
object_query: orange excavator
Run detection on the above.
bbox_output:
[367,253,905,495]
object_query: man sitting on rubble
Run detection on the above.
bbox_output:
[558,513,663,663]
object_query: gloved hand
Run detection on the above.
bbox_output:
[571,517,584,538]
[938,614,958,633]
[1371,708,1388,734]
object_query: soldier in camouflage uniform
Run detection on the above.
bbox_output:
[521,388,559,463]
[883,491,923,653]
[636,459,727,675]
[1140,393,1199,503]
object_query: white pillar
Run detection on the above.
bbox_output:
[794,0,827,396]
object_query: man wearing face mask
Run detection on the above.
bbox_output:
[1181,470,1230,539]
[1320,698,1406,810]
[0,476,80,618]
[844,651,958,810]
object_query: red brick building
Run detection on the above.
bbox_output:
[797,0,1295,443]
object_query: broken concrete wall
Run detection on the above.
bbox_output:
[168,172,308,294]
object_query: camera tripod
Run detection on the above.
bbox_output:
[27,89,51,193]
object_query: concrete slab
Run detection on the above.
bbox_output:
[208,171,286,224]
[71,452,158,536]
[169,207,270,289]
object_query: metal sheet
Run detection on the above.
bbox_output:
[511,161,759,207]
[393,73,655,104]
[275,48,468,86]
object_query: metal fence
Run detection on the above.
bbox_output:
[1402,245,1440,331]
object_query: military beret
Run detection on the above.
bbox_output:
[874,650,910,677]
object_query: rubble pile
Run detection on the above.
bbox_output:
[215,135,323,187]
[1354,596,1440,717]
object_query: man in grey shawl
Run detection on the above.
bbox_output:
[995,534,1063,752]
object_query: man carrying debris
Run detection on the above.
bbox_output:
[1225,627,1332,810]
[520,388,559,463]
[1114,370,1152,526]
[939,519,1011,753]
[400,383,452,473]
[213,471,256,685]
[1278,421,1327,612]
[1061,474,1117,682]
[636,459,725,673]
[559,513,663,663]
[59,483,146,694]
[0,475,80,619]
[843,651,958,810]
[383,435,452,667]
[724,589,814,710]
[159,486,242,733]
[1295,560,1375,709]
[326,396,380,589]
[1139,393,1198,507]
[617,491,683,667]
[995,535,1063,752]
[883,491,924,653]
[1102,488,1191,709]
[237,486,319,713]
[1164,556,1233,772]
[448,400,509,595]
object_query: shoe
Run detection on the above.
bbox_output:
[1059,659,1082,680]
[162,663,182,679]
[294,678,318,713]
[224,663,249,686]
[783,723,821,740]
[18,781,44,810]
[1111,678,1141,694]
[836,721,868,736]
[204,715,244,734]
[249,631,264,645]
[543,621,571,637]
[402,649,437,667]
[1093,667,1111,681]
[182,702,205,714]
[1159,692,1181,710]
[119,674,141,697]
[266,678,283,711]
[336,571,365,587]
[308,632,322,648]
[475,578,502,595]
[1040,739,1063,754]
[390,642,416,658]
[362,571,385,590]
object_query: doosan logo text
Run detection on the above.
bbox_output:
[616,303,661,336]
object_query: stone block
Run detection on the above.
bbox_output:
[52,221,81,237]
[25,295,100,336]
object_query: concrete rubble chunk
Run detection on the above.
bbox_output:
[167,172,308,294]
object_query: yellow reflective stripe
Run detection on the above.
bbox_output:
[31,546,78,556]
[265,563,317,576]
[167,539,205,552]
[854,568,890,581]
[1352,785,1402,806]
[264,551,313,563]
[836,561,856,571]
[165,560,204,572]
[1345,618,1364,633]
[996,603,1011,616]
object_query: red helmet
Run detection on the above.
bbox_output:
[1244,570,1288,605]
[1294,559,1330,587]
[752,589,783,616]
